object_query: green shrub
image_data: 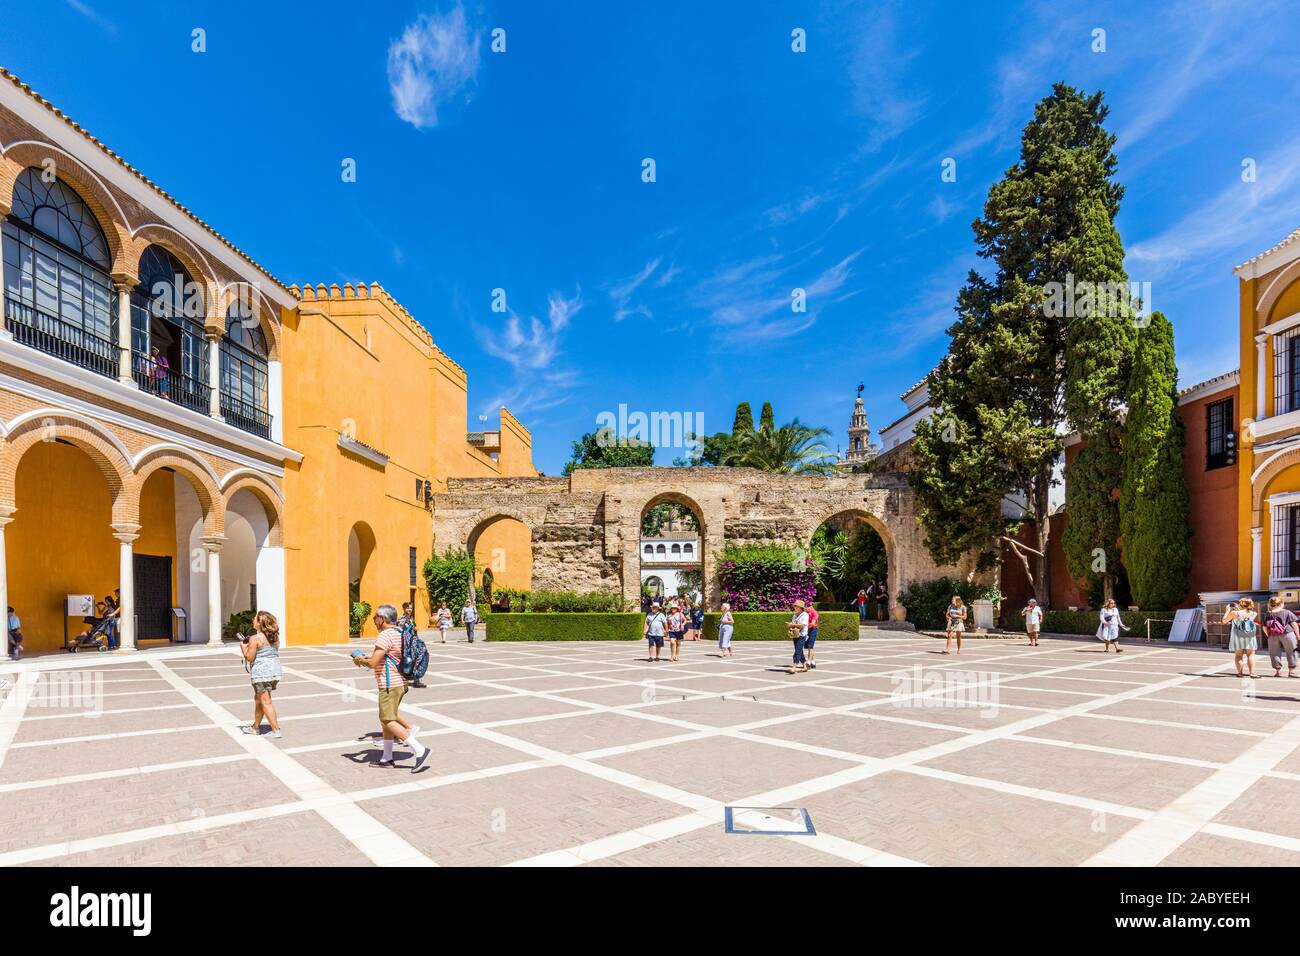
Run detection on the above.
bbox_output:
[898,577,1001,630]
[486,612,642,641]
[349,600,371,637]
[223,609,255,640]
[701,611,859,641]
[528,590,625,612]
[1039,609,1175,636]
[424,549,475,614]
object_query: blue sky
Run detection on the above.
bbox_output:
[3,0,1299,473]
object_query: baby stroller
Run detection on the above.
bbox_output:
[68,616,112,653]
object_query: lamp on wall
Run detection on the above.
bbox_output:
[1225,431,1237,466]
[423,480,433,507]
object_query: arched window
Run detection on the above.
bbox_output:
[683,543,693,554]
[220,298,270,436]
[671,544,681,554]
[643,544,653,555]
[656,544,666,554]
[2,168,115,375]
[131,245,208,412]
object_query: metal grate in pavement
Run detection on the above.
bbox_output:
[724,806,816,836]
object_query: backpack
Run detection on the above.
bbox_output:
[1235,614,1256,634]
[1266,615,1287,637]
[399,620,429,681]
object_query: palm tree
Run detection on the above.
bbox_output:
[723,418,838,475]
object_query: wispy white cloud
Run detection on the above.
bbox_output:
[477,286,581,372]
[1128,136,1300,281]
[387,3,481,129]
[66,0,117,35]
[609,258,660,320]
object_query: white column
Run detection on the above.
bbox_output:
[1252,526,1263,591]
[1257,334,1268,420]
[256,544,287,644]
[113,526,139,651]
[0,212,10,340]
[268,359,283,444]
[115,282,134,384]
[207,333,223,419]
[205,537,224,645]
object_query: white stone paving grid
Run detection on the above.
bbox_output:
[1,635,1298,866]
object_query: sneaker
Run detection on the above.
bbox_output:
[269,730,283,739]
[372,759,395,769]
[411,748,432,773]
[239,725,257,735]
[808,662,817,669]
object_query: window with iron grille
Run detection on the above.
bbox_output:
[409,547,418,587]
[1206,398,1233,469]
[1275,328,1300,415]
[1273,503,1300,580]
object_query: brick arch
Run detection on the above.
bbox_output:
[1258,259,1300,328]
[214,282,282,361]
[631,490,717,608]
[804,504,902,621]
[131,446,224,536]
[0,146,131,272]
[127,229,218,323]
[222,474,283,547]
[0,411,135,523]
[464,508,534,555]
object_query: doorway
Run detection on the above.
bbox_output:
[134,554,173,641]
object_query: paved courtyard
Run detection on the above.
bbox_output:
[1,634,1299,866]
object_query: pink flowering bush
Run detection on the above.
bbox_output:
[718,544,817,611]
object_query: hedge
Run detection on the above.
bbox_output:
[485,612,642,641]
[701,611,859,642]
[1038,609,1176,636]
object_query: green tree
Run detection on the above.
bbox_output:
[562,427,654,475]
[723,419,837,475]
[1119,311,1191,608]
[759,402,775,431]
[731,402,754,439]
[911,83,1129,603]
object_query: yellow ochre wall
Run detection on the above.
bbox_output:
[280,285,536,642]
[1239,265,1300,590]
[473,517,533,591]
[9,442,176,651]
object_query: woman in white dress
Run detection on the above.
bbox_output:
[1222,597,1259,678]
[718,603,735,658]
[944,596,966,655]
[1096,599,1129,652]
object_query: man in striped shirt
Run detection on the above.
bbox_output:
[351,604,430,772]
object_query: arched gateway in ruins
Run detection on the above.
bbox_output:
[432,466,981,620]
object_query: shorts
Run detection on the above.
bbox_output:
[804,627,818,648]
[668,630,684,642]
[377,684,408,722]
[1026,625,1040,635]
[948,621,965,633]
[647,634,664,648]
[252,679,279,694]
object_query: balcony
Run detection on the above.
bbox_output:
[4,294,274,441]
[220,390,273,440]
[5,295,119,379]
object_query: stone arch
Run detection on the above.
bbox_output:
[0,411,134,523]
[632,490,712,607]
[465,509,534,592]
[131,445,224,536]
[128,229,217,323]
[221,474,284,547]
[0,145,131,269]
[804,505,902,621]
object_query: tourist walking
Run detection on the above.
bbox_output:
[944,596,966,654]
[689,602,704,642]
[436,600,452,643]
[718,602,735,657]
[1264,596,1299,678]
[667,603,686,662]
[644,601,667,662]
[805,603,820,669]
[103,590,120,650]
[1096,599,1129,652]
[1022,597,1043,647]
[239,611,283,738]
[6,605,21,660]
[351,604,430,771]
[1223,597,1259,678]
[855,588,869,623]
[460,598,479,643]
[788,599,810,673]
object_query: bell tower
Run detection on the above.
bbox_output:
[844,383,876,467]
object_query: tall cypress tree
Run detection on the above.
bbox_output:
[759,402,775,432]
[731,402,754,439]
[1120,311,1191,608]
[912,84,1129,604]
